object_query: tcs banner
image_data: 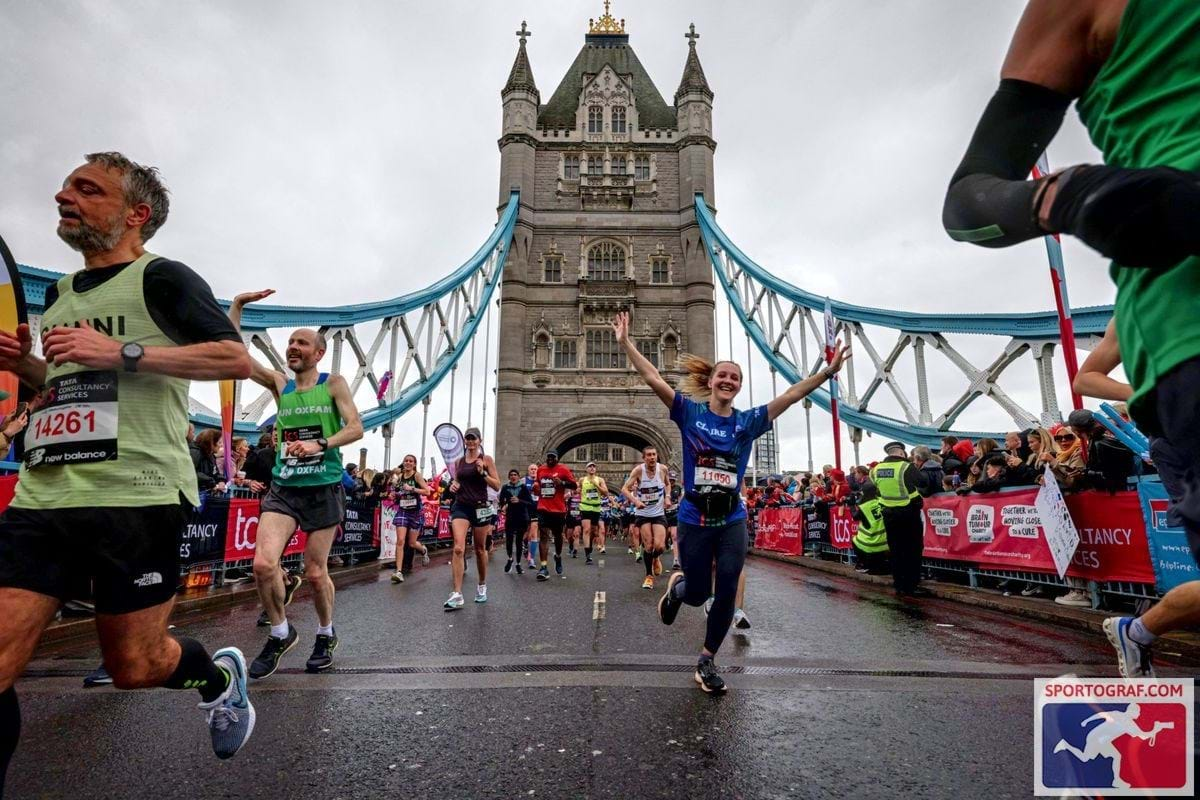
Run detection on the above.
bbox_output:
[224,497,306,562]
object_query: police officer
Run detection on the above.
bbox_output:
[869,442,929,597]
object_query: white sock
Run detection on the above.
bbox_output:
[1128,617,1156,647]
[316,624,334,636]
[477,584,486,593]
[270,620,289,639]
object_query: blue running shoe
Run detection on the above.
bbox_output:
[555,555,564,578]
[82,664,112,687]
[1103,617,1155,678]
[201,647,256,759]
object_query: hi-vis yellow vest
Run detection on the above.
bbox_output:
[869,460,919,508]
[852,497,888,553]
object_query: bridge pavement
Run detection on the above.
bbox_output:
[10,547,1186,799]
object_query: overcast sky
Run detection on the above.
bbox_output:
[1,1,1117,471]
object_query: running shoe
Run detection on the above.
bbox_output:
[202,647,255,759]
[627,547,634,556]
[515,562,524,575]
[653,556,663,576]
[642,575,654,590]
[659,571,685,625]
[555,555,564,577]
[694,658,727,694]
[585,555,593,565]
[443,592,465,611]
[537,566,549,582]
[82,664,112,687]
[249,625,298,680]
[475,585,488,603]
[1020,584,1044,598]
[733,608,751,630]
[305,630,338,673]
[703,596,714,616]
[391,571,405,584]
[1055,589,1091,607]
[1103,617,1156,678]
[421,546,431,566]
[600,547,607,555]
[505,558,514,574]
[283,571,303,606]
[570,547,577,559]
[635,549,643,563]
[255,609,269,627]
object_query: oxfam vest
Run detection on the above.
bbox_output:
[870,460,918,508]
[852,497,889,553]
[16,253,197,509]
[273,375,343,487]
[579,476,603,512]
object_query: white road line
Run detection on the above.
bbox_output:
[593,590,606,620]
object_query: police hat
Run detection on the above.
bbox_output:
[883,441,907,455]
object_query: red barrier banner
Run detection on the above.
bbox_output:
[1064,491,1155,584]
[756,507,804,555]
[828,505,855,550]
[224,498,306,562]
[422,500,438,530]
[0,474,17,511]
[437,508,451,541]
[921,489,1155,582]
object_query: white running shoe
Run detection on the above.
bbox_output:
[443,592,464,611]
[475,585,488,604]
[703,596,714,615]
[421,546,430,566]
[733,608,751,630]
[1054,589,1091,607]
[391,571,404,584]
[1103,617,1155,678]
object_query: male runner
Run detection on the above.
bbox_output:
[622,446,672,589]
[943,0,1200,677]
[565,489,582,558]
[228,290,363,678]
[498,469,532,574]
[534,449,576,581]
[578,462,611,564]
[0,153,256,784]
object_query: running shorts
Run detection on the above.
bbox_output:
[450,501,497,528]
[0,498,188,614]
[581,510,601,523]
[537,510,566,536]
[261,482,346,532]
[635,515,668,528]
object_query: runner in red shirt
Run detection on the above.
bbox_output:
[534,449,577,581]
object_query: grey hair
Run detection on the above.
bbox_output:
[912,445,933,464]
[84,152,170,241]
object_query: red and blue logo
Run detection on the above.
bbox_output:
[1035,678,1193,796]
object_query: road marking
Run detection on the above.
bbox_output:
[593,591,606,620]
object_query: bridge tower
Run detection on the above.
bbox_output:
[494,5,717,484]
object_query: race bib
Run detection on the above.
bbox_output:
[280,425,324,471]
[397,495,418,510]
[585,490,600,502]
[694,454,737,492]
[640,487,663,501]
[475,503,496,522]
[25,370,119,469]
[539,478,556,498]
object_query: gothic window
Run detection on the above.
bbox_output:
[636,338,660,368]
[650,257,670,284]
[543,256,562,283]
[586,329,626,369]
[635,156,650,180]
[564,156,580,180]
[574,447,588,462]
[588,106,603,134]
[612,106,626,133]
[610,446,625,462]
[587,157,603,176]
[590,443,608,462]
[612,158,627,176]
[587,242,625,281]
[554,338,577,369]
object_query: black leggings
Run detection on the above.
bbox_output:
[505,523,528,558]
[673,520,748,655]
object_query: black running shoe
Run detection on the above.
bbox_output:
[555,555,564,577]
[306,630,339,673]
[659,571,684,626]
[283,571,303,606]
[505,558,514,574]
[249,625,299,680]
[536,566,549,582]
[515,562,524,575]
[694,658,726,694]
[255,609,269,627]
[585,555,593,565]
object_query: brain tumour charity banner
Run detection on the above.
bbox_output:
[0,234,29,419]
[1138,478,1200,593]
[755,507,804,554]
[921,488,1154,583]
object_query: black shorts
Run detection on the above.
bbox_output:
[1142,356,1200,567]
[0,500,187,614]
[538,510,566,535]
[261,482,346,532]
[635,515,668,529]
[567,515,581,529]
[621,514,634,527]
[581,510,602,523]
[450,502,497,528]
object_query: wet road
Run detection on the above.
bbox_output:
[11,547,1182,799]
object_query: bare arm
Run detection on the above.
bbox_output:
[611,311,674,407]
[325,374,364,449]
[41,323,251,381]
[0,325,47,388]
[1000,0,1119,96]
[621,465,644,507]
[766,341,851,423]
[228,290,286,398]
[1073,318,1132,401]
[415,472,432,496]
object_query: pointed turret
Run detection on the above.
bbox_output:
[503,21,539,97]
[675,23,712,101]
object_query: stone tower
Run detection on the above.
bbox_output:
[494,5,717,485]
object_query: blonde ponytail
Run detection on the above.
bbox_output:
[677,353,741,401]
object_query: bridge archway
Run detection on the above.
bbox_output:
[537,414,676,486]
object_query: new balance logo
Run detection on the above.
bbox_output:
[133,572,163,588]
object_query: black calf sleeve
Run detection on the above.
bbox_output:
[164,636,230,703]
[1,687,18,797]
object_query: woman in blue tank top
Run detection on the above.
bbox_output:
[613,312,849,693]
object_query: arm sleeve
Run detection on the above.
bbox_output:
[942,79,1070,247]
[143,259,242,345]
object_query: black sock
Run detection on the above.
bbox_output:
[645,553,655,576]
[163,636,231,703]
[585,546,592,556]
[1,687,18,795]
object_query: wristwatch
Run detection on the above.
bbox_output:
[121,342,145,373]
[316,437,329,451]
